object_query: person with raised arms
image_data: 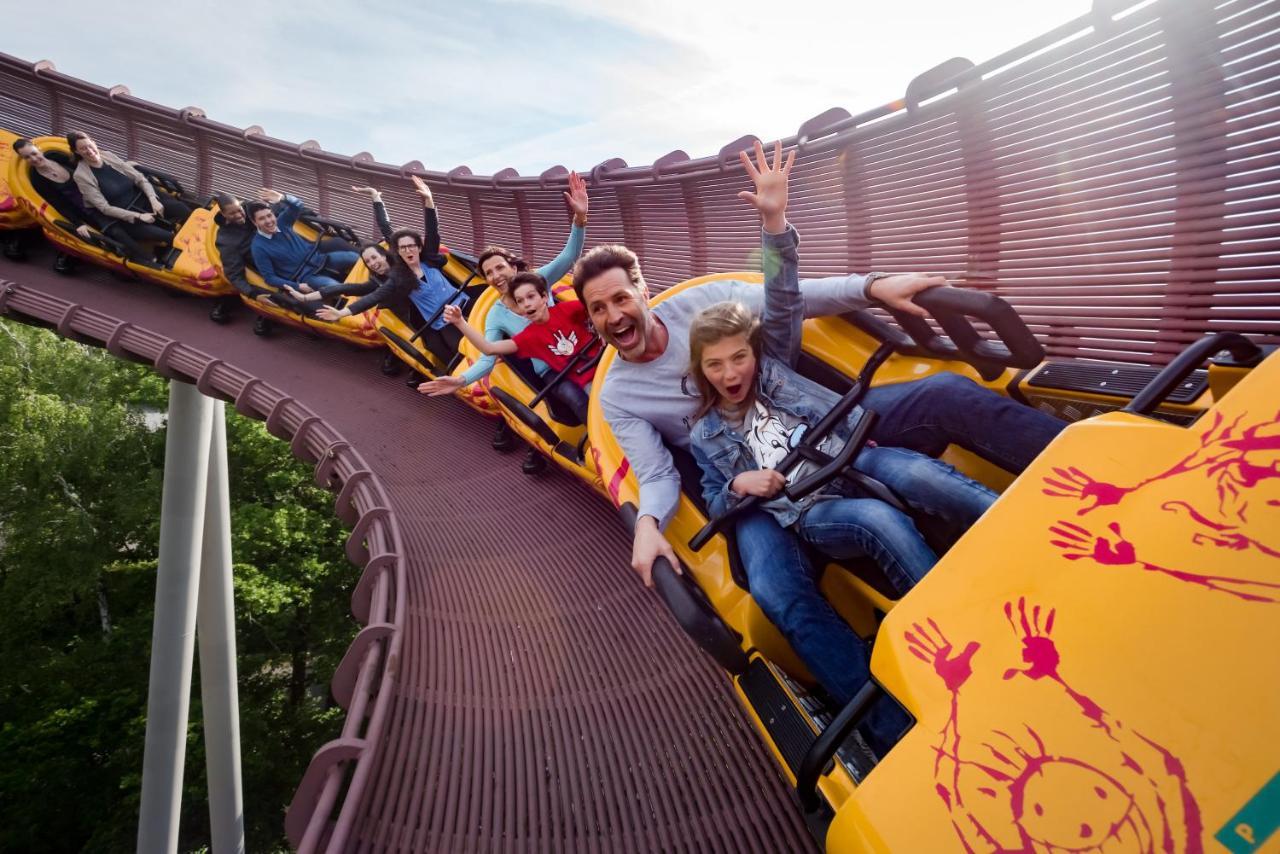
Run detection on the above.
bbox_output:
[416,171,590,398]
[579,140,1065,585]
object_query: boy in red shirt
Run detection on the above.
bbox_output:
[443,271,600,420]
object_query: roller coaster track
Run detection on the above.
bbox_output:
[0,262,815,852]
[2,0,1278,849]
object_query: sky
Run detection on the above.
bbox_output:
[3,0,1095,176]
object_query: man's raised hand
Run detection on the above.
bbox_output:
[565,171,589,222]
[737,139,794,234]
[351,185,382,202]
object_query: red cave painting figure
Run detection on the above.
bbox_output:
[905,599,1202,853]
[172,217,218,282]
[1049,520,1280,603]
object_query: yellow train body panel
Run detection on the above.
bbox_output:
[0,128,37,230]
[827,349,1280,853]
[6,136,234,297]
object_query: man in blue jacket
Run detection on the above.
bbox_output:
[247,189,359,290]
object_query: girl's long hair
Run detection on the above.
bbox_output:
[688,300,762,422]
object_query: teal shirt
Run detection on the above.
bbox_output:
[459,222,585,385]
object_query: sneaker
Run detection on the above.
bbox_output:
[253,316,273,337]
[381,353,401,376]
[209,301,234,324]
[521,447,547,475]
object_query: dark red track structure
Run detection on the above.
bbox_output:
[0,264,814,852]
[2,0,1279,850]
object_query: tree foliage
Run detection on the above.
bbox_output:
[0,318,357,852]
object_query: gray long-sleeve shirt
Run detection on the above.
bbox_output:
[598,226,875,529]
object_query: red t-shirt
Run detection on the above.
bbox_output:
[511,301,598,388]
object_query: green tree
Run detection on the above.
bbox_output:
[0,318,357,852]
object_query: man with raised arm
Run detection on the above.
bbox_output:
[577,140,1067,589]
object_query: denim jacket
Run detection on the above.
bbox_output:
[689,357,863,527]
[687,224,864,527]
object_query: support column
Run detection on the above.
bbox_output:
[196,403,245,853]
[137,380,215,854]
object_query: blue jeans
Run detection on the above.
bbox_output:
[795,445,995,595]
[302,273,346,288]
[300,250,360,287]
[736,508,910,751]
[795,499,937,597]
[852,445,997,529]
[864,373,1066,473]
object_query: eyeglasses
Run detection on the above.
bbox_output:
[397,243,418,251]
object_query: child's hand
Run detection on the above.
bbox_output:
[731,469,787,499]
[737,139,794,234]
[442,303,463,326]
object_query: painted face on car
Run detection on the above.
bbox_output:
[699,333,757,407]
[581,267,650,361]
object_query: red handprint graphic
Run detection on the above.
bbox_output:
[1050,520,1280,603]
[905,601,1202,853]
[1041,410,1280,573]
[1041,467,1133,515]
[906,618,980,692]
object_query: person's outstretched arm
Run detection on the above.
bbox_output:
[443,303,516,356]
[410,175,442,259]
[535,171,589,283]
[352,186,394,241]
[261,189,304,230]
[736,140,804,367]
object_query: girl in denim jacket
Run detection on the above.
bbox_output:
[686,299,998,596]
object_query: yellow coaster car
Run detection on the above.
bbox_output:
[207,199,383,348]
[481,285,607,495]
[587,272,1279,851]
[6,135,233,296]
[0,129,36,231]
